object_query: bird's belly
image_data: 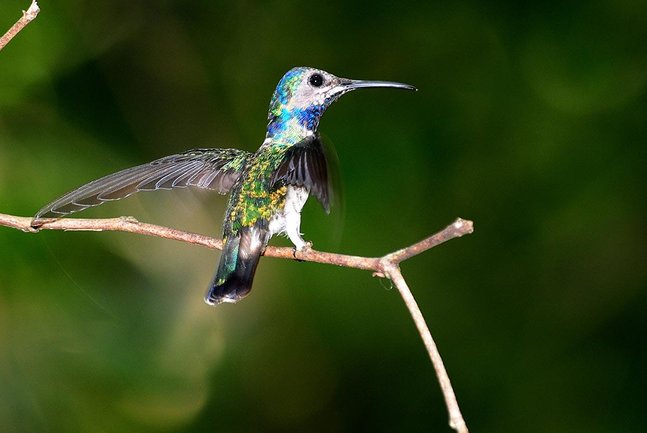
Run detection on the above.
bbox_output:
[268,186,309,236]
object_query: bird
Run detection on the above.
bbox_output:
[32,67,416,305]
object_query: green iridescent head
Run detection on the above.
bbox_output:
[266,67,416,139]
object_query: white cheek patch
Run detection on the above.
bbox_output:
[311,91,327,106]
[289,81,331,110]
[328,85,345,96]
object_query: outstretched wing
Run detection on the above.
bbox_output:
[271,135,333,213]
[33,148,249,222]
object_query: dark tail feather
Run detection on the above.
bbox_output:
[204,228,268,305]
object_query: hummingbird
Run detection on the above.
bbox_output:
[33,67,416,305]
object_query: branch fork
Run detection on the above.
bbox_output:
[1,3,472,431]
[1,212,472,432]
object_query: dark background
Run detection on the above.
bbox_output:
[1,0,645,432]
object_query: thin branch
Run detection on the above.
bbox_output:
[1,3,472,429]
[0,1,40,51]
[384,264,469,433]
[1,211,473,432]
[383,218,473,265]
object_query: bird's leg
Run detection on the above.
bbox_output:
[285,211,312,259]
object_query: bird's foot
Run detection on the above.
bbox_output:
[292,241,313,261]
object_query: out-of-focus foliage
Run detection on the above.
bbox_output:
[1,0,645,432]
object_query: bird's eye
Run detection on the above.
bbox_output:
[309,73,324,87]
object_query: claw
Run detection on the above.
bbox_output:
[292,241,313,261]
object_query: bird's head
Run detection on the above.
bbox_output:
[266,67,416,141]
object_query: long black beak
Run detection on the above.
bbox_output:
[341,79,417,92]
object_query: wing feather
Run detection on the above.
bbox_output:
[271,135,332,213]
[33,148,249,222]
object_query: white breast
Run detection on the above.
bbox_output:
[269,186,310,249]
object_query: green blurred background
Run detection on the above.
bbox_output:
[1,0,646,432]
